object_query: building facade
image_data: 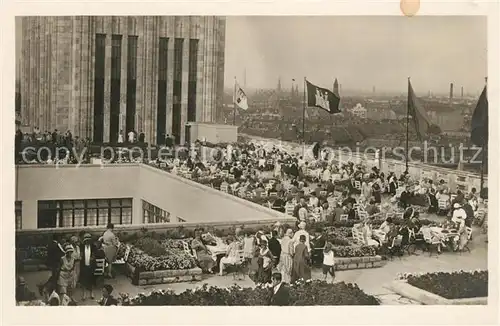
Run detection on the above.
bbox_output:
[18,16,226,144]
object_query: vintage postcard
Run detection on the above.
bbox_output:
[1,1,499,325]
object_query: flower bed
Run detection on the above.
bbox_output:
[125,237,202,285]
[386,270,488,305]
[404,271,488,300]
[121,280,380,306]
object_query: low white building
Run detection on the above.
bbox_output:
[349,103,367,119]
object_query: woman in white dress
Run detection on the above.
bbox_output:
[277,229,295,284]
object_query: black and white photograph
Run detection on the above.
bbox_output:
[3,7,498,324]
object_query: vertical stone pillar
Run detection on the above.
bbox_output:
[135,16,144,134]
[103,16,112,142]
[180,17,190,145]
[166,17,175,136]
[119,19,128,135]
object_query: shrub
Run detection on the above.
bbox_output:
[122,280,380,306]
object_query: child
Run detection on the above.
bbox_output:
[322,242,336,283]
[248,249,260,284]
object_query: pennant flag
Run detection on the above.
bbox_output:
[407,79,440,140]
[234,82,248,110]
[470,85,488,147]
[306,80,340,114]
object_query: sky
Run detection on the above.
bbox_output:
[224,16,487,94]
[16,16,487,95]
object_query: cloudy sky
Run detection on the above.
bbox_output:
[224,16,487,94]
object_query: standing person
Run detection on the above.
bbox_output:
[70,236,81,290]
[371,181,382,204]
[361,181,372,202]
[322,242,336,283]
[80,233,97,301]
[101,223,119,278]
[269,273,290,306]
[40,234,65,296]
[242,231,256,262]
[292,221,311,252]
[277,229,294,284]
[291,235,311,283]
[258,241,273,284]
[117,130,124,144]
[128,130,135,143]
[139,131,145,143]
[268,230,281,266]
[57,244,76,297]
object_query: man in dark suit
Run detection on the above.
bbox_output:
[99,284,118,306]
[268,231,282,266]
[269,273,290,306]
[40,234,65,294]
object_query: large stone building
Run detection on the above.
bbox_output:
[18,16,226,144]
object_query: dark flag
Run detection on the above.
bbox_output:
[470,85,488,146]
[306,80,340,114]
[407,79,439,140]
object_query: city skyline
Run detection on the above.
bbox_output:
[224,16,487,94]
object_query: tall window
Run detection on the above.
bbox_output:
[37,198,132,228]
[110,35,122,143]
[157,37,169,144]
[93,34,106,142]
[15,201,22,230]
[172,38,184,144]
[142,200,170,224]
[187,39,199,122]
[126,36,138,134]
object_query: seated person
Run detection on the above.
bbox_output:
[365,199,381,218]
[219,236,242,276]
[399,185,412,208]
[403,206,416,220]
[362,221,380,247]
[345,202,357,220]
[451,203,467,226]
[341,192,357,207]
[372,221,390,244]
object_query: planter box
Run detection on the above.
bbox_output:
[126,262,203,286]
[18,259,48,272]
[335,255,386,271]
[385,280,488,305]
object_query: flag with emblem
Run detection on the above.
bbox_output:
[306,80,340,114]
[234,82,249,110]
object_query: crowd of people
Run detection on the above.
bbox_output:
[16,223,121,306]
[15,125,486,305]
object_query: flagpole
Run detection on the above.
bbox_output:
[480,76,488,197]
[405,77,410,173]
[233,76,237,125]
[303,77,307,150]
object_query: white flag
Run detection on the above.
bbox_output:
[234,83,249,110]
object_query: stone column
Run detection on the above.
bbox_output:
[166,18,174,136]
[103,17,112,142]
[180,17,190,145]
[120,28,128,135]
